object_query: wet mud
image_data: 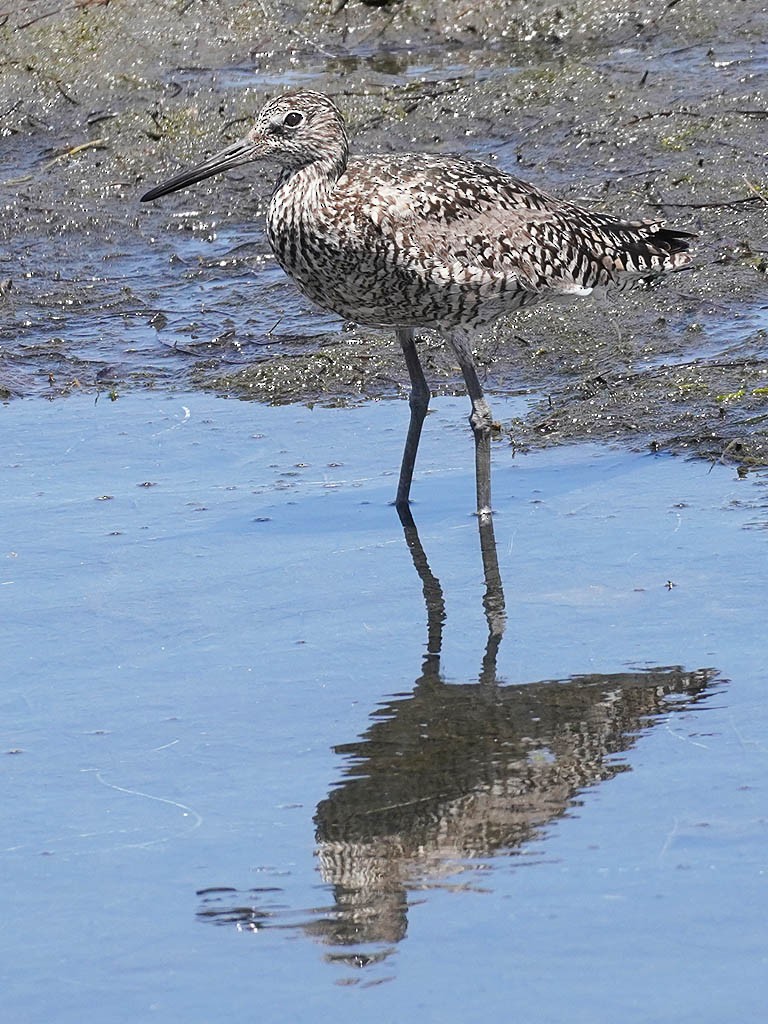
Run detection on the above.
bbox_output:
[1,0,766,464]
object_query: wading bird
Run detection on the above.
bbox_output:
[141,90,692,516]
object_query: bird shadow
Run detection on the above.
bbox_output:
[195,505,722,968]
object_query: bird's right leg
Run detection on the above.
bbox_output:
[395,327,430,512]
[446,329,494,518]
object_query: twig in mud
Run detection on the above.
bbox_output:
[625,107,768,127]
[1,138,108,186]
[648,195,765,210]
[744,179,768,206]
[616,166,664,180]
[0,100,23,121]
[44,138,108,169]
[55,80,79,105]
[11,8,62,30]
[623,108,701,127]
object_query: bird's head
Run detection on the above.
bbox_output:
[140,91,349,202]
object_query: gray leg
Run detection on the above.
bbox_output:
[446,329,494,517]
[395,327,430,511]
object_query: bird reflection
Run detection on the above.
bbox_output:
[196,508,720,965]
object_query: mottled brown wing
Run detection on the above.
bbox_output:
[348,154,691,295]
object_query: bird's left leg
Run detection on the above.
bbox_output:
[445,329,494,518]
[395,327,430,511]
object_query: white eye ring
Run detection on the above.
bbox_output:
[283,111,303,128]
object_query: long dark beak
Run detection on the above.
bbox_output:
[140,137,256,202]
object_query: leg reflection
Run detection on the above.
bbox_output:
[397,503,506,684]
[396,504,445,667]
[477,512,506,685]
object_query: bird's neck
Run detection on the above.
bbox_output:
[276,140,348,196]
[269,147,347,246]
[267,145,349,277]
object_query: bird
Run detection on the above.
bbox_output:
[141,90,693,517]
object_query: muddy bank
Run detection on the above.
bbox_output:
[0,0,766,464]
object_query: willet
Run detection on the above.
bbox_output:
[141,90,693,516]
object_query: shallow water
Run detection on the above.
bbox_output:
[2,391,766,1022]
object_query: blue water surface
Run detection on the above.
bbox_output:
[1,392,766,1023]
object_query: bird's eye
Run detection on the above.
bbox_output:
[283,111,303,128]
